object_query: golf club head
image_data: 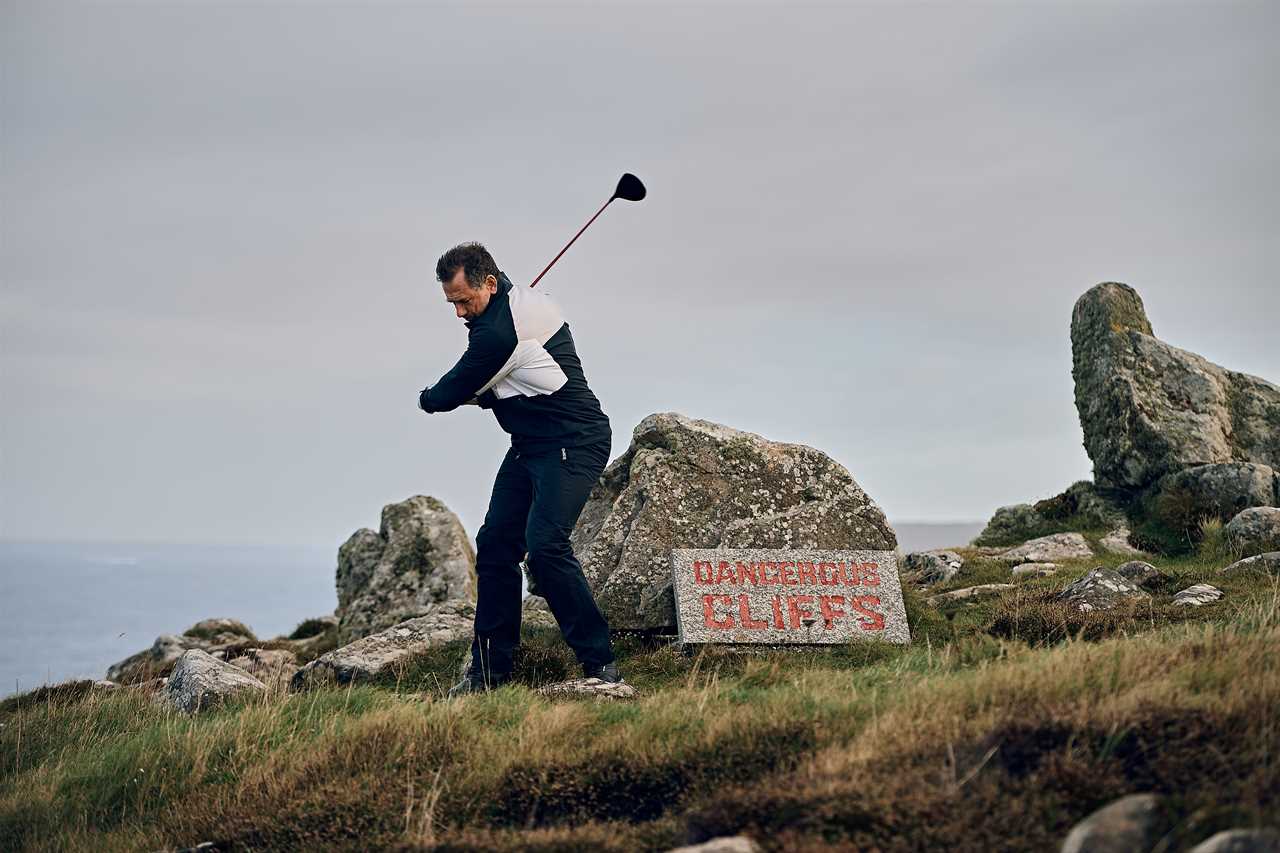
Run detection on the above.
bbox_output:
[611,173,646,202]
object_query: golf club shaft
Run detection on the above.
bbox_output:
[529,197,614,288]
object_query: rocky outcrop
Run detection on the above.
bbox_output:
[106,618,258,683]
[336,495,477,642]
[163,649,265,713]
[1056,568,1149,612]
[1224,507,1280,558]
[222,648,298,689]
[998,533,1093,565]
[1071,282,1280,492]
[902,551,963,586]
[571,413,896,631]
[974,481,1125,547]
[292,600,475,690]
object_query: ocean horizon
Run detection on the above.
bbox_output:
[0,521,983,698]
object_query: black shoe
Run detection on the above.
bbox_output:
[582,661,623,684]
[447,670,511,698]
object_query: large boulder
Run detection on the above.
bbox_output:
[163,649,265,713]
[571,413,896,631]
[336,495,477,642]
[292,600,475,690]
[1224,507,1280,558]
[1133,463,1278,551]
[1071,282,1280,493]
[998,533,1094,565]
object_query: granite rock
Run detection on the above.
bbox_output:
[1221,552,1280,576]
[666,837,763,853]
[571,413,896,631]
[1011,563,1059,578]
[1172,584,1223,607]
[1056,568,1149,612]
[164,649,266,713]
[1071,282,1280,492]
[1061,793,1167,853]
[1187,829,1280,853]
[106,618,259,684]
[1224,506,1280,558]
[974,481,1126,547]
[336,495,477,642]
[999,533,1093,565]
[927,584,1014,606]
[293,600,475,690]
[537,677,639,701]
[902,550,964,586]
[1115,560,1173,593]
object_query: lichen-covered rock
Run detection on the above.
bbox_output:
[1172,584,1223,607]
[1115,560,1173,593]
[571,413,896,631]
[222,648,298,689]
[1061,793,1168,853]
[1056,568,1150,612]
[926,584,1014,606]
[537,677,639,700]
[105,618,259,683]
[902,550,963,586]
[667,837,763,853]
[336,495,477,642]
[1099,527,1145,556]
[1224,506,1280,558]
[292,600,475,690]
[1071,282,1280,492]
[164,649,265,713]
[1134,463,1279,551]
[999,533,1093,565]
[1221,552,1280,576]
[974,481,1126,547]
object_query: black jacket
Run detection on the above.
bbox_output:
[418,272,611,452]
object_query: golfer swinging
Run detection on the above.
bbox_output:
[418,242,621,695]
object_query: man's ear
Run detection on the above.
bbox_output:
[486,274,498,292]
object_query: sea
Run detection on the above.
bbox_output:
[0,522,982,698]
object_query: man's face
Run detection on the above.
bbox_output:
[442,268,498,321]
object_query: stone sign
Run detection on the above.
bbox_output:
[671,549,911,646]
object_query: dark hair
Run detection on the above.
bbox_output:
[436,242,499,289]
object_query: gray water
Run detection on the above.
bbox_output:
[0,540,336,698]
[0,522,981,699]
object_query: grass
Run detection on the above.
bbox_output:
[2,551,1277,852]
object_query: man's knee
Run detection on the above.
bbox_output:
[476,521,525,565]
[525,525,574,571]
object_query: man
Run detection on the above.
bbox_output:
[418,242,621,695]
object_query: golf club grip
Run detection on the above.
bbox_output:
[529,197,614,288]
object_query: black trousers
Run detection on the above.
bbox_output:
[470,437,615,679]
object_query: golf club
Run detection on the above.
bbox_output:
[529,173,646,288]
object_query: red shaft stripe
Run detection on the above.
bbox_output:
[529,197,615,288]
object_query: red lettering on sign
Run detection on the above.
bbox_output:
[702,594,736,629]
[838,561,856,585]
[715,561,736,584]
[818,562,838,584]
[818,595,846,629]
[798,561,818,584]
[780,562,798,585]
[861,563,881,586]
[771,596,784,628]
[738,595,769,629]
[787,594,815,628]
[736,561,757,585]
[694,561,714,584]
[760,562,778,584]
[849,595,885,631]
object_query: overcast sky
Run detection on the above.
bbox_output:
[3,1,1277,550]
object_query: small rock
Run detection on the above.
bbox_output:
[164,649,265,713]
[1187,828,1280,853]
[538,678,639,700]
[1056,568,1149,613]
[1171,584,1223,607]
[182,618,257,646]
[903,550,964,586]
[91,679,120,690]
[1061,793,1166,853]
[1000,533,1093,565]
[1221,552,1280,576]
[1224,507,1280,559]
[1011,563,1058,578]
[667,837,763,853]
[926,584,1015,606]
[1099,527,1145,556]
[224,648,298,689]
[1115,560,1173,592]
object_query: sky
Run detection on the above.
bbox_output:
[3,1,1277,551]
